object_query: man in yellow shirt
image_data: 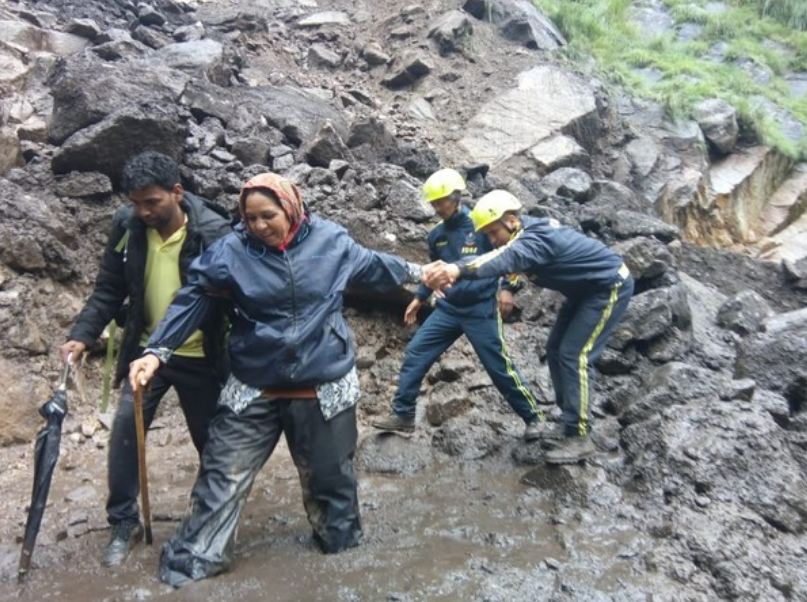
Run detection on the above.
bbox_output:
[61,152,231,567]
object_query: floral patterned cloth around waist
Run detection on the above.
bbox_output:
[218,365,360,420]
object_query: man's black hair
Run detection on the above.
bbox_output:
[120,151,180,193]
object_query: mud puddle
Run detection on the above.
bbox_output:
[1,430,668,601]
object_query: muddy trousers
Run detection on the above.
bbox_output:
[106,354,221,526]
[545,276,634,437]
[159,398,361,587]
[392,307,541,424]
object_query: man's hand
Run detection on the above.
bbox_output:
[60,340,86,363]
[499,289,515,319]
[404,298,422,326]
[422,260,460,291]
[129,354,161,392]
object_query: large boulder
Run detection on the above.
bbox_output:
[180,81,347,145]
[428,10,474,56]
[716,290,772,336]
[612,236,673,281]
[735,308,807,411]
[610,283,691,349]
[462,0,565,50]
[51,103,188,183]
[693,98,739,155]
[154,39,230,86]
[47,55,189,144]
[458,65,596,169]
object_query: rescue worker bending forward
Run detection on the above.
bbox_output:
[423,190,634,464]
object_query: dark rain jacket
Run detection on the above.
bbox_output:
[414,205,500,318]
[68,193,232,386]
[458,215,625,297]
[145,213,414,388]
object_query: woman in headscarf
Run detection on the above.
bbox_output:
[129,172,422,586]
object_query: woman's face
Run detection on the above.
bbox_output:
[243,191,292,248]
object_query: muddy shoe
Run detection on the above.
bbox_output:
[523,420,545,442]
[102,521,144,567]
[538,421,566,443]
[371,412,415,433]
[544,436,596,464]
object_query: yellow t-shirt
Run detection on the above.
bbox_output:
[140,222,205,357]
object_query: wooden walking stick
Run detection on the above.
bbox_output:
[133,380,153,544]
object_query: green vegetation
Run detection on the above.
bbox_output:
[532,0,807,158]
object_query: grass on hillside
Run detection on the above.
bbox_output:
[531,0,807,159]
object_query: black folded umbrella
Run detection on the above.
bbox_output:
[17,359,71,584]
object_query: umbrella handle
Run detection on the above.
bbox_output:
[133,386,153,545]
[58,352,73,392]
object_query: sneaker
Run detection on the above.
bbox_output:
[544,436,597,464]
[101,521,144,567]
[371,412,415,433]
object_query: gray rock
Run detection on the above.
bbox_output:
[735,308,807,407]
[527,135,589,174]
[229,136,272,166]
[693,98,739,154]
[539,167,592,202]
[131,24,172,49]
[611,283,691,348]
[362,43,390,66]
[47,55,188,145]
[0,128,22,175]
[386,179,435,222]
[717,290,772,336]
[459,65,595,168]
[91,30,149,61]
[65,484,97,503]
[137,3,166,27]
[432,414,501,460]
[272,154,295,171]
[180,81,347,146]
[751,96,805,146]
[612,236,673,280]
[52,103,187,184]
[628,1,675,38]
[625,136,659,178]
[54,171,113,199]
[156,39,228,84]
[428,10,474,56]
[381,53,433,89]
[725,378,756,402]
[173,21,205,42]
[408,97,436,121]
[357,432,432,475]
[66,18,101,41]
[308,43,342,69]
[296,11,351,28]
[305,121,352,168]
[426,382,472,426]
[463,0,565,50]
[611,210,681,242]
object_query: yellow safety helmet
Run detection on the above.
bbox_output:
[470,190,523,232]
[422,168,466,203]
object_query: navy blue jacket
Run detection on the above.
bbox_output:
[415,205,501,318]
[459,216,625,297]
[146,214,414,388]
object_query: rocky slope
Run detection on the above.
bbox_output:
[0,0,806,599]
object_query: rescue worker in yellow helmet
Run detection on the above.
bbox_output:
[422,190,634,464]
[373,170,546,440]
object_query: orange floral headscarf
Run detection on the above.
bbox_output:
[239,172,306,250]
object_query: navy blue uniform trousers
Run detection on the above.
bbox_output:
[392,306,540,423]
[546,276,634,437]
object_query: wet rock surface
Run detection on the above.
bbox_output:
[0,0,805,599]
